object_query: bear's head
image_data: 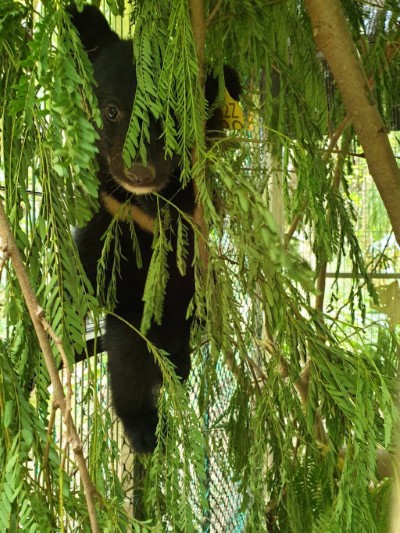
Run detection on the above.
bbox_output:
[69,6,177,195]
[68,5,240,196]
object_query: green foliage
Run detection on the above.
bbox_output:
[140,213,173,332]
[0,0,399,532]
[124,0,205,184]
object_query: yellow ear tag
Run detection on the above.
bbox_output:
[221,89,245,130]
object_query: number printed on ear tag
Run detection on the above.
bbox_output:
[222,89,245,130]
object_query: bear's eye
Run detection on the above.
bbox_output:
[105,104,120,122]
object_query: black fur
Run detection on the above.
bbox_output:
[68,5,240,453]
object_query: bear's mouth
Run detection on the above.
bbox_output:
[117,163,159,195]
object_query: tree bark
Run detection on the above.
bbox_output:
[305,0,400,245]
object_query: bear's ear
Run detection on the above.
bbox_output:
[67,4,120,63]
[222,65,241,102]
[205,65,241,106]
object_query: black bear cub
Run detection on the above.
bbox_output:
[69,5,240,453]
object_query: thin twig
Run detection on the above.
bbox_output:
[206,0,223,27]
[316,129,350,312]
[43,405,56,508]
[0,247,10,277]
[279,357,328,445]
[283,213,302,251]
[41,316,73,436]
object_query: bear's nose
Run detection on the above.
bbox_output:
[125,163,156,184]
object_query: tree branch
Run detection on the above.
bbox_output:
[0,199,101,533]
[283,213,302,251]
[305,0,400,245]
[189,0,205,81]
[189,0,209,268]
[315,130,349,311]
[279,358,328,445]
[206,0,223,27]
